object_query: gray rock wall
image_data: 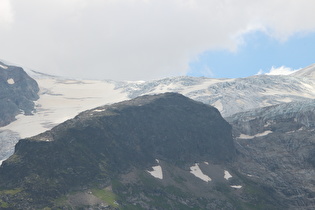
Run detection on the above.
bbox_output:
[0,62,39,126]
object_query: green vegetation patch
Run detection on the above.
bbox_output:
[0,199,9,208]
[91,188,119,208]
[0,188,22,195]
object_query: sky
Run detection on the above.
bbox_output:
[0,0,315,81]
[188,31,315,78]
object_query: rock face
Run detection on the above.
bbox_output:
[0,93,241,209]
[227,100,315,209]
[0,61,39,126]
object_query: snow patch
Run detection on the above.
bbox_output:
[0,64,8,69]
[231,185,242,189]
[238,130,273,139]
[264,121,272,127]
[278,98,293,103]
[224,170,232,180]
[190,163,212,182]
[147,159,163,179]
[7,78,14,84]
[93,108,106,112]
[213,100,223,112]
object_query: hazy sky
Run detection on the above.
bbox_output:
[0,0,315,81]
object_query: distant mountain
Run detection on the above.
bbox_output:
[0,61,39,126]
[112,65,315,117]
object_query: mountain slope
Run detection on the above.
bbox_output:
[0,93,245,209]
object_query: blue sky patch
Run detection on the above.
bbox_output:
[188,31,315,78]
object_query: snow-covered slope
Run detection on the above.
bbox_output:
[2,75,128,138]
[112,73,315,117]
[291,63,315,79]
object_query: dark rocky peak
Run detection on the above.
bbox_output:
[0,93,235,203]
[0,61,39,126]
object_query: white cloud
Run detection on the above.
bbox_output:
[0,0,13,27]
[0,0,315,80]
[258,66,299,76]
